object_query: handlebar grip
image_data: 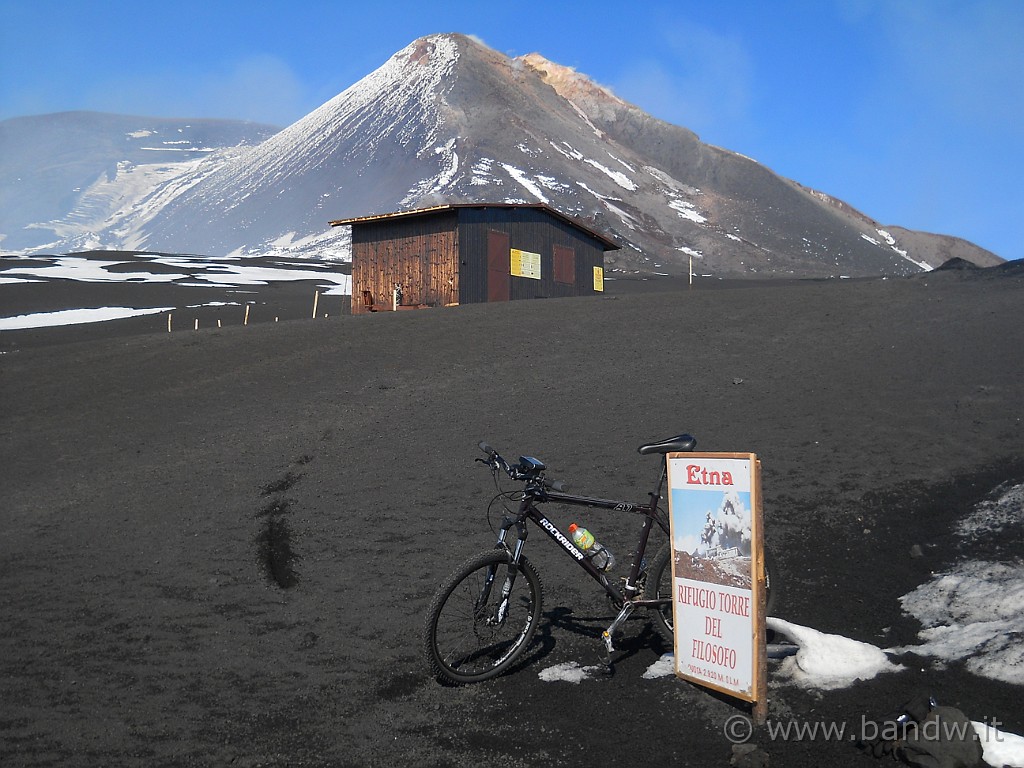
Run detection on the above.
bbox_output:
[545,479,567,492]
[478,441,496,456]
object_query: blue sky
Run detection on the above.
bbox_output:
[1,0,1021,261]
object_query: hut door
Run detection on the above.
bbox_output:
[487,230,510,302]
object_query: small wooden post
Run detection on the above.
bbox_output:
[312,290,320,319]
[167,313,172,333]
[194,318,199,331]
[244,305,250,326]
[689,255,693,288]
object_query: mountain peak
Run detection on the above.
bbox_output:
[398,32,464,67]
[517,52,625,109]
[0,33,1003,275]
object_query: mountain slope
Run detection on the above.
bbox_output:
[0,112,278,252]
[128,36,465,260]
[0,35,1002,277]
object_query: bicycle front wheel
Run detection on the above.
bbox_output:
[423,549,544,685]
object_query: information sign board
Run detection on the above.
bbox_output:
[593,266,604,292]
[510,249,542,280]
[666,452,766,709]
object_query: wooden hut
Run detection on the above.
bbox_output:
[329,203,618,314]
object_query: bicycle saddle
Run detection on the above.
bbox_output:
[637,433,697,455]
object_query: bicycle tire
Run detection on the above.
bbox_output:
[644,542,779,644]
[423,549,544,685]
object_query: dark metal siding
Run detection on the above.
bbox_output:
[456,207,605,304]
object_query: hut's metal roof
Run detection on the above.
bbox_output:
[329,203,619,251]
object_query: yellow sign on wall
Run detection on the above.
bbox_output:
[510,249,542,280]
[593,266,604,292]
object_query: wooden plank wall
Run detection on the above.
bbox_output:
[350,213,458,313]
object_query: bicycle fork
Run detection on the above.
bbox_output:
[482,516,528,626]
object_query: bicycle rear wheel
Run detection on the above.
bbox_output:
[644,542,778,644]
[423,549,543,685]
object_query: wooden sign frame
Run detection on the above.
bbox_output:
[666,452,767,721]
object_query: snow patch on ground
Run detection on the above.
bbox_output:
[539,654,674,683]
[470,157,499,186]
[500,163,550,203]
[607,152,635,173]
[533,482,1024,761]
[23,157,211,248]
[766,618,902,690]
[643,165,675,186]
[668,198,707,224]
[433,139,460,188]
[957,482,1024,540]
[896,482,1024,685]
[643,653,676,679]
[0,306,176,330]
[575,181,614,202]
[538,661,606,684]
[4,256,188,284]
[565,99,604,138]
[2,255,350,293]
[584,158,636,190]
[602,201,639,229]
[401,139,459,203]
[575,182,637,229]
[0,253,352,328]
[973,721,1024,768]
[895,560,1024,685]
[536,174,571,194]
[549,141,637,191]
[862,229,931,271]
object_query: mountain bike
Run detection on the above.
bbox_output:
[422,434,778,685]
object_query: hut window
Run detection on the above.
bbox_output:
[554,245,575,285]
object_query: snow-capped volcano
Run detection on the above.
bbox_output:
[0,33,1001,277]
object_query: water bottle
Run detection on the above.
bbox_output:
[568,523,615,571]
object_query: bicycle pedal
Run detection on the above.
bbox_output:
[601,630,615,655]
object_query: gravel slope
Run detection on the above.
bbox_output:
[2,267,1022,766]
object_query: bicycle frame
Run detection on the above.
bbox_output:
[472,434,698,656]
[425,435,785,685]
[493,468,672,610]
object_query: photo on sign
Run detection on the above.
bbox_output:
[671,488,753,591]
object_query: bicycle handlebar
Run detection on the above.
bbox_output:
[477,441,566,492]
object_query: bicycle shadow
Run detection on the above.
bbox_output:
[509,605,671,677]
